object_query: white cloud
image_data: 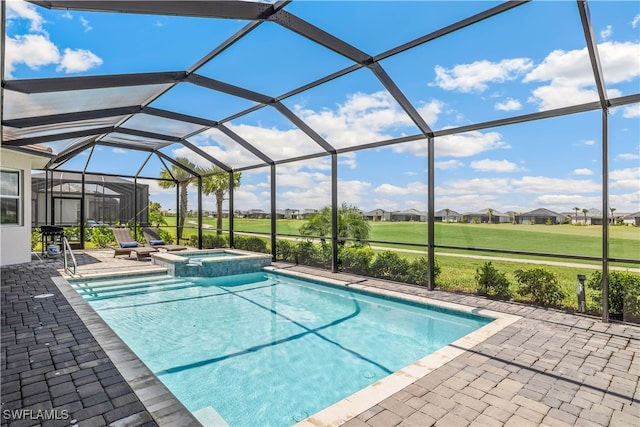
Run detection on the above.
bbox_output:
[572,168,593,176]
[436,131,510,158]
[524,41,639,110]
[494,98,522,111]
[374,181,427,196]
[79,16,93,32]
[632,14,640,28]
[610,167,640,190]
[112,148,127,154]
[616,153,640,161]
[431,58,533,92]
[5,34,60,76]
[61,11,73,19]
[295,91,423,149]
[600,25,613,40]
[155,21,165,27]
[435,160,464,170]
[583,140,596,146]
[57,48,103,73]
[470,159,522,173]
[436,178,511,195]
[511,176,600,193]
[392,131,510,158]
[623,104,640,118]
[6,0,45,33]
[4,0,103,78]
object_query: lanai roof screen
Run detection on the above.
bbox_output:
[2,0,639,214]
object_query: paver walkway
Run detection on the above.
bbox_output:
[281,265,640,427]
[1,252,158,427]
[2,251,639,427]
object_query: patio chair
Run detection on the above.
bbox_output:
[111,228,158,259]
[142,227,187,252]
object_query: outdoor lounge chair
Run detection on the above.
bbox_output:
[111,228,158,259]
[142,227,187,252]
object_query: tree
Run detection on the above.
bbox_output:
[487,208,494,224]
[159,157,197,242]
[300,203,370,247]
[445,208,450,222]
[573,207,580,224]
[582,208,589,224]
[199,166,241,235]
[148,201,167,227]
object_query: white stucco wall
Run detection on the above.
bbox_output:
[1,149,49,266]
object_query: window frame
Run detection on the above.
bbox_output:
[1,168,22,226]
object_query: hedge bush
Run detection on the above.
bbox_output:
[90,226,114,248]
[191,234,228,249]
[234,236,269,253]
[340,247,375,275]
[405,256,440,287]
[475,261,512,299]
[587,270,640,322]
[370,251,410,282]
[275,240,296,262]
[514,267,565,306]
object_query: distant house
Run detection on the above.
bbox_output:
[434,209,462,222]
[463,208,510,224]
[364,208,391,222]
[622,211,640,226]
[516,208,564,225]
[284,208,300,219]
[390,209,426,222]
[245,209,268,219]
[299,209,318,219]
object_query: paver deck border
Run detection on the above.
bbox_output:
[51,275,201,427]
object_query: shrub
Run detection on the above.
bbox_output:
[587,271,640,322]
[370,251,409,282]
[295,241,323,267]
[340,247,375,275]
[234,236,269,253]
[475,261,511,299]
[191,234,228,249]
[90,226,114,248]
[31,228,41,250]
[514,267,565,306]
[405,256,440,287]
[157,228,174,245]
[275,240,296,262]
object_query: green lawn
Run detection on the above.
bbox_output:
[171,217,639,261]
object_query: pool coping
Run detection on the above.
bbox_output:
[55,266,521,427]
[262,267,521,427]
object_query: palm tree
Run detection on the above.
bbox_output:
[445,208,450,223]
[159,157,197,242]
[487,208,494,224]
[573,207,580,224]
[199,166,241,235]
[582,208,589,224]
[609,207,616,225]
[300,203,370,247]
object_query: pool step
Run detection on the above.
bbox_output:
[74,276,203,301]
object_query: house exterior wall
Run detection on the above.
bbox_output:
[1,151,34,266]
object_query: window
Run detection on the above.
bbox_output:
[1,169,21,225]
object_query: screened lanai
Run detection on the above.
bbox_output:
[2,1,639,321]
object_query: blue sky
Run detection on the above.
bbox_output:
[5,0,640,215]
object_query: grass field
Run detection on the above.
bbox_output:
[173,217,639,261]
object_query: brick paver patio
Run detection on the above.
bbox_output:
[2,251,639,427]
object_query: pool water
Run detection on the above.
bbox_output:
[73,272,491,426]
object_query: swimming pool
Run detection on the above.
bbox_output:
[71,271,492,426]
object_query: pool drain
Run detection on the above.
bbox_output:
[361,370,375,379]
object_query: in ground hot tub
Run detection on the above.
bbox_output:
[152,249,272,277]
